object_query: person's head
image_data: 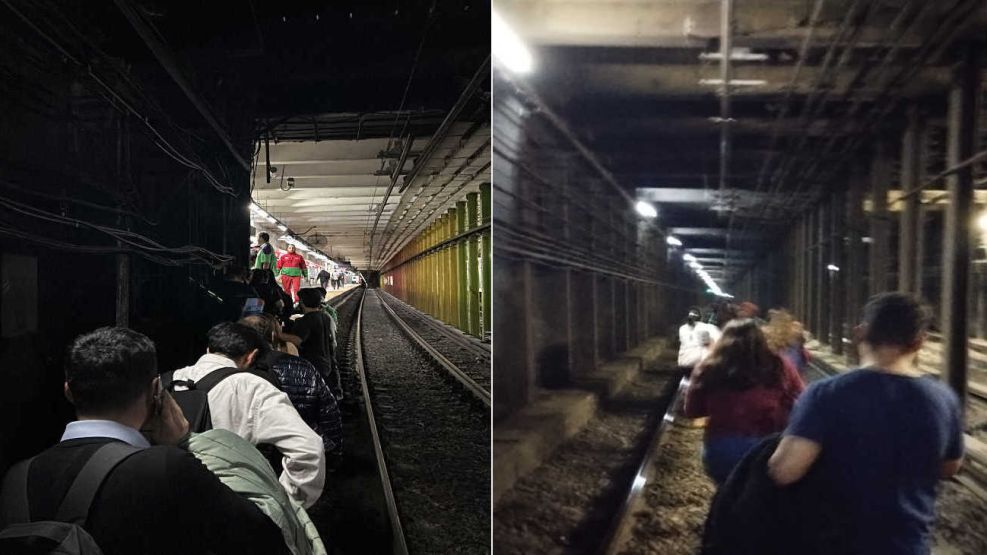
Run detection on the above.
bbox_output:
[316,287,327,299]
[249,268,270,286]
[737,301,760,319]
[206,322,263,368]
[762,308,797,352]
[858,292,930,357]
[298,288,324,310]
[686,308,701,325]
[239,314,277,345]
[65,327,158,421]
[287,244,296,254]
[257,232,269,244]
[696,318,783,391]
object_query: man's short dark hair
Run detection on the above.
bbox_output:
[298,288,324,309]
[861,292,931,348]
[66,327,157,414]
[207,322,264,359]
[258,232,269,242]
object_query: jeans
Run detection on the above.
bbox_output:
[702,435,764,485]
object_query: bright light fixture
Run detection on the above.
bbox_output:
[978,212,987,232]
[635,201,658,218]
[699,78,768,87]
[666,235,683,247]
[699,48,769,62]
[689,261,702,270]
[683,253,697,262]
[827,264,840,272]
[277,224,288,232]
[492,9,533,74]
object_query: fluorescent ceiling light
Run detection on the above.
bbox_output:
[689,261,702,270]
[683,253,697,262]
[666,235,683,247]
[978,212,987,232]
[699,48,769,62]
[635,200,658,218]
[827,264,841,272]
[492,8,533,74]
[699,78,768,87]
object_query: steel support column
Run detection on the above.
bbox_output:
[831,192,846,355]
[869,140,891,295]
[846,169,866,365]
[481,183,492,337]
[941,44,980,411]
[817,203,831,344]
[899,107,923,293]
[916,205,927,299]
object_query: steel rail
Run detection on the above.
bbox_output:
[597,373,688,555]
[377,289,489,359]
[327,285,362,309]
[354,288,410,555]
[375,289,491,407]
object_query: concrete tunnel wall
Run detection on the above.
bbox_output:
[491,70,700,422]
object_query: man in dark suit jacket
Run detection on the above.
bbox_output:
[0,327,288,555]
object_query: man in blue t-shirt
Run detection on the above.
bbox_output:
[768,292,964,554]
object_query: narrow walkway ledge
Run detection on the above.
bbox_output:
[493,337,669,505]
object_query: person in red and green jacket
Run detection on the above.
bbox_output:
[276,245,307,303]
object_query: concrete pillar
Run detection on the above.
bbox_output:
[531,264,571,388]
[869,140,892,295]
[941,44,980,412]
[898,107,923,293]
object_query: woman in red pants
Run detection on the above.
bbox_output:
[276,244,307,303]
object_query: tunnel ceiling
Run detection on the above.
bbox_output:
[4,0,490,271]
[498,0,987,284]
[253,113,491,269]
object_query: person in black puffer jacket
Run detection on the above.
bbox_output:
[240,314,342,456]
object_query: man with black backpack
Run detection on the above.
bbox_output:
[168,322,325,508]
[0,327,287,554]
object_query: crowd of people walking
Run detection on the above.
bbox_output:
[678,293,964,554]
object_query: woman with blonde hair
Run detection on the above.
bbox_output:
[763,309,811,374]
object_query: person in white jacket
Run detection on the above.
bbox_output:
[172,322,326,508]
[678,308,722,369]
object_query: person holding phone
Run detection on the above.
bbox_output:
[0,327,288,555]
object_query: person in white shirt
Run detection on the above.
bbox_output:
[678,308,722,368]
[172,322,326,508]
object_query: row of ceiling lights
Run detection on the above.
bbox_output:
[494,8,736,297]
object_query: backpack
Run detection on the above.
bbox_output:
[161,367,281,433]
[0,442,141,554]
[161,367,285,474]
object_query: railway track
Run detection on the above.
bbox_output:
[594,374,687,555]
[376,289,490,406]
[354,289,489,553]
